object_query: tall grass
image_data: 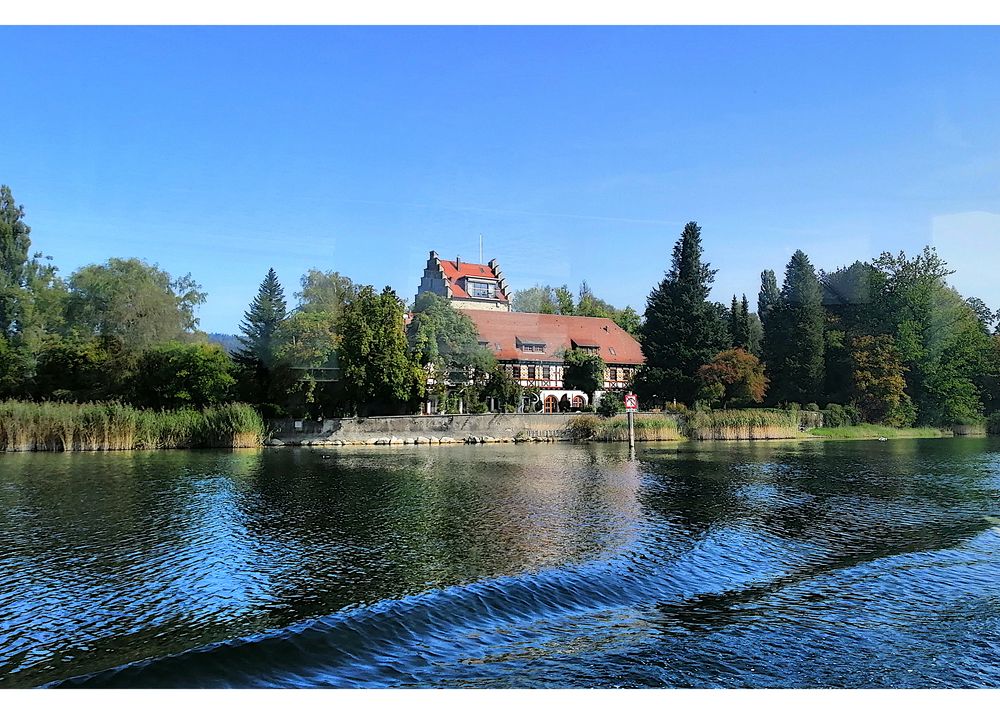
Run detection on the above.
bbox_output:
[810,424,950,440]
[685,409,801,440]
[568,414,683,442]
[0,401,265,451]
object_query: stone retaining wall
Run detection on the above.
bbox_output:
[269,412,589,446]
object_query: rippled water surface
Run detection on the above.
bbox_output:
[2,439,1000,688]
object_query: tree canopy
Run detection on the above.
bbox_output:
[636,221,728,406]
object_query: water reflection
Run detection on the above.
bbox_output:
[1,438,999,688]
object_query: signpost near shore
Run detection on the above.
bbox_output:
[624,393,638,449]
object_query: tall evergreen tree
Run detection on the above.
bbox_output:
[237,268,287,368]
[636,221,727,406]
[757,269,780,328]
[769,250,826,404]
[731,294,752,349]
[0,185,32,339]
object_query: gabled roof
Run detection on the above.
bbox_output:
[462,311,644,365]
[439,259,509,301]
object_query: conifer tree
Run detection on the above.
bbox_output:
[757,270,780,328]
[730,294,752,349]
[237,268,287,368]
[636,221,727,406]
[768,250,826,404]
[0,185,32,339]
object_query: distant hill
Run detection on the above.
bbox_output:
[207,333,241,355]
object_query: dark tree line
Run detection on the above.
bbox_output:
[633,221,1000,426]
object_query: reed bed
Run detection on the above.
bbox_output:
[0,401,265,451]
[810,424,950,440]
[685,408,801,441]
[568,414,683,442]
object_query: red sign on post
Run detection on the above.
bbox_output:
[624,393,638,412]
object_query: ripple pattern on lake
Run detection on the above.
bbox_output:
[2,439,999,688]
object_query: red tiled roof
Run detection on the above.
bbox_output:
[462,311,644,365]
[439,259,508,301]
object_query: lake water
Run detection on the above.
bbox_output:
[1,439,999,688]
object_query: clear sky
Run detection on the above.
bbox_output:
[3,26,1000,333]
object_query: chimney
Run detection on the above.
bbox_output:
[456,255,461,269]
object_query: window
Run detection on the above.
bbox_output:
[520,342,545,353]
[542,366,551,380]
[467,281,496,299]
[608,347,617,356]
[527,365,537,379]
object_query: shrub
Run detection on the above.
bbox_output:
[987,412,1000,435]
[804,402,820,412]
[597,390,623,417]
[568,414,601,440]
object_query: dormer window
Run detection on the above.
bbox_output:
[516,337,546,354]
[466,280,496,299]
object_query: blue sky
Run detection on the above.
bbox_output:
[3,26,1000,333]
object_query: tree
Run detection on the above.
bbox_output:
[757,269,780,329]
[747,312,764,357]
[512,285,557,314]
[766,250,825,405]
[407,292,495,410]
[849,334,915,427]
[697,348,769,407]
[614,306,642,336]
[0,185,34,340]
[236,268,287,368]
[132,342,236,409]
[338,285,420,415]
[295,269,358,319]
[562,348,606,400]
[481,364,523,413]
[636,221,728,405]
[65,258,206,351]
[868,247,992,425]
[555,285,575,315]
[730,294,752,350]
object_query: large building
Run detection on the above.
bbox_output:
[416,250,645,413]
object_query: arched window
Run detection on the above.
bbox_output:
[544,395,558,414]
[571,395,584,410]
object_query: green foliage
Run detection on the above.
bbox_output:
[0,185,33,339]
[809,424,946,440]
[685,408,800,440]
[849,334,914,427]
[568,413,682,442]
[481,364,523,413]
[764,250,825,405]
[338,285,419,415]
[757,269,780,328]
[638,221,728,406]
[987,412,1000,435]
[0,400,264,451]
[821,403,860,428]
[132,341,236,409]
[236,268,287,368]
[65,258,206,351]
[562,348,606,397]
[295,269,358,318]
[511,285,558,314]
[596,389,623,417]
[696,348,768,407]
